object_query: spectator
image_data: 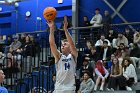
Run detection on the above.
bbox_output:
[124,27,134,44]
[21,35,32,57]
[90,8,102,27]
[0,69,8,93]
[89,46,98,62]
[94,60,109,91]
[80,58,93,79]
[84,40,93,55]
[95,34,111,47]
[133,31,140,48]
[9,36,22,54]
[99,41,112,61]
[106,29,117,43]
[30,36,40,57]
[107,54,116,69]
[6,36,12,46]
[78,71,95,93]
[0,36,5,44]
[102,10,112,34]
[83,16,91,27]
[80,16,91,38]
[115,43,129,59]
[130,43,140,58]
[117,57,137,91]
[107,58,122,91]
[115,32,129,48]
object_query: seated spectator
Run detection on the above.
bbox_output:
[102,10,112,34]
[133,31,140,48]
[78,71,95,93]
[80,58,93,80]
[115,43,129,59]
[99,41,112,61]
[89,46,98,62]
[115,32,129,48]
[83,16,91,27]
[95,34,111,48]
[6,36,12,46]
[90,8,102,27]
[124,27,134,44]
[107,58,122,91]
[21,35,32,57]
[107,54,115,71]
[129,43,140,58]
[0,69,8,93]
[106,29,117,43]
[0,36,5,44]
[19,33,26,45]
[83,40,93,55]
[5,53,20,71]
[30,36,41,57]
[80,16,91,39]
[117,57,137,91]
[94,60,109,91]
[5,35,22,54]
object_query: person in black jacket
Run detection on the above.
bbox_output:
[99,41,112,61]
[102,10,112,34]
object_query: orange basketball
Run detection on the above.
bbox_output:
[43,7,57,21]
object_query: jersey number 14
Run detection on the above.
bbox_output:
[64,62,70,70]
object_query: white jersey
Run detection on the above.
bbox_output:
[55,53,76,90]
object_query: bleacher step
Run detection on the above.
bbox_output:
[95,91,136,93]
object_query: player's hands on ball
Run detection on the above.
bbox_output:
[47,21,55,32]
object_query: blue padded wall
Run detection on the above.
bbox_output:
[0,0,72,35]
[78,0,140,26]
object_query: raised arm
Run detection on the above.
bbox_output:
[48,21,60,62]
[63,17,78,60]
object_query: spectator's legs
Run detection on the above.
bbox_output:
[94,76,101,91]
[100,78,105,91]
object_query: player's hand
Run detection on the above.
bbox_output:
[63,17,68,31]
[47,21,55,32]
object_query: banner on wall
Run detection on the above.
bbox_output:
[58,0,63,4]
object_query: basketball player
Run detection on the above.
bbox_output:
[47,17,78,93]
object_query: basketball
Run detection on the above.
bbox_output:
[43,7,57,21]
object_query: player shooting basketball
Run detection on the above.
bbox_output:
[47,17,78,93]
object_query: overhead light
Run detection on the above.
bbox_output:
[58,0,63,4]
[37,17,42,21]
[14,2,19,7]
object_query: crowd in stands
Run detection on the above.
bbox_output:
[0,34,41,75]
[77,8,140,92]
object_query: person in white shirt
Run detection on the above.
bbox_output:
[90,8,102,27]
[48,17,78,93]
[95,34,111,47]
[117,57,137,91]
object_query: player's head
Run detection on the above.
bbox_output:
[0,69,5,83]
[61,39,70,54]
